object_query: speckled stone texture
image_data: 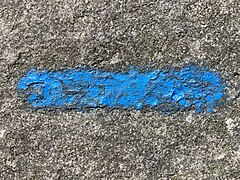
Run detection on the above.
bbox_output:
[0,0,239,179]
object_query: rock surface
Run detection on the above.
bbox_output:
[0,0,239,179]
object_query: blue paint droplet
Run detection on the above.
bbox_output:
[17,66,225,113]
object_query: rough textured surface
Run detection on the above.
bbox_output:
[0,0,239,179]
[18,66,225,113]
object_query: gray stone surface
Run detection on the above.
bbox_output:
[0,0,239,179]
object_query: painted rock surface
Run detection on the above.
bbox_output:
[17,66,225,113]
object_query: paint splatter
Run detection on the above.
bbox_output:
[17,66,225,113]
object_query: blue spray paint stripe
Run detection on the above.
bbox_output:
[17,66,225,113]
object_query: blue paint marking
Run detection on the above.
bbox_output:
[17,66,225,113]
